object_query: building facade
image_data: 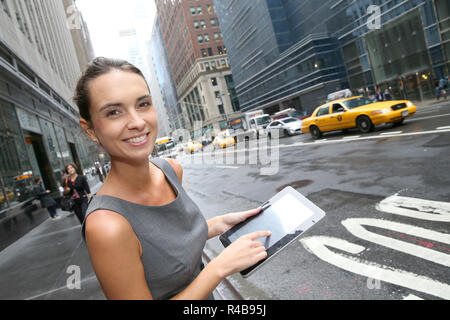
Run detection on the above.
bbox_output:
[0,0,99,250]
[155,0,241,136]
[214,0,450,115]
[148,17,181,137]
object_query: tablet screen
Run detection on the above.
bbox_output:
[228,193,316,248]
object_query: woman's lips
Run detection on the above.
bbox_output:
[123,133,150,147]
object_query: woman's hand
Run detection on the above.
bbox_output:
[208,207,263,239]
[210,230,271,278]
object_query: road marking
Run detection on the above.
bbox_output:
[437,126,450,130]
[380,131,402,135]
[342,136,360,140]
[300,236,450,300]
[341,218,450,267]
[216,166,238,169]
[403,294,424,300]
[299,195,450,299]
[407,112,450,122]
[376,194,450,222]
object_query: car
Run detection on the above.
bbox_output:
[301,96,417,139]
[271,108,310,121]
[266,117,303,138]
[185,140,203,154]
[212,132,236,149]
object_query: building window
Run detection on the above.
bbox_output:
[203,33,210,43]
[211,77,218,86]
[206,4,214,14]
[205,62,210,71]
[211,61,216,70]
[207,47,213,56]
[197,34,203,44]
[196,6,202,15]
[193,20,200,29]
[201,48,207,57]
[217,46,224,55]
[200,19,206,29]
[213,32,221,40]
[210,18,216,26]
[1,0,10,16]
[190,6,196,15]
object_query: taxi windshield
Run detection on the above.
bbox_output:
[342,97,375,109]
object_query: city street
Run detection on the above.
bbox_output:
[179,101,450,300]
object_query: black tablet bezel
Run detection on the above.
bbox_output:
[219,186,326,277]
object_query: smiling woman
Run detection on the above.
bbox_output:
[74,57,271,300]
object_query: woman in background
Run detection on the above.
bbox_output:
[64,163,92,224]
[33,177,59,220]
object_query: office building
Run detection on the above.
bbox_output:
[214,0,449,114]
[0,0,98,250]
[155,0,241,135]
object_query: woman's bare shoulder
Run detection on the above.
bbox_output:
[84,210,140,251]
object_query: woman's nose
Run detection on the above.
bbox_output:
[127,110,146,130]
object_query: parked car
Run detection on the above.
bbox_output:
[301,96,417,139]
[266,117,303,138]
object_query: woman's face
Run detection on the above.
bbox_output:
[67,165,76,175]
[81,70,158,163]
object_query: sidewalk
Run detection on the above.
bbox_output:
[0,180,227,300]
[413,97,450,109]
[0,181,104,300]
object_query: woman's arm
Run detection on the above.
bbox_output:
[85,210,152,299]
[85,210,270,300]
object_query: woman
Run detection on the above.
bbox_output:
[75,57,270,300]
[33,177,59,220]
[64,163,92,224]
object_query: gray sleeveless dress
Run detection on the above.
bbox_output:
[82,158,213,300]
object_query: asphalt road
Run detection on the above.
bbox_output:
[178,100,450,300]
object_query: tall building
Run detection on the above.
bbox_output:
[0,0,99,250]
[155,0,241,135]
[62,0,95,72]
[214,0,450,115]
[147,17,180,136]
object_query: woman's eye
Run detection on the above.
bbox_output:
[106,109,120,117]
[139,102,151,108]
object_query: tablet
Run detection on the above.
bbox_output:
[219,186,326,277]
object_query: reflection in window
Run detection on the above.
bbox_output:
[0,100,34,210]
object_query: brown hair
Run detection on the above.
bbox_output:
[65,163,78,174]
[73,57,147,122]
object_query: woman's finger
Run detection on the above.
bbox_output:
[246,230,272,240]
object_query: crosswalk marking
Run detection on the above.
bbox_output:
[299,194,450,299]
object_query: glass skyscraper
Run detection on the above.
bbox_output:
[214,0,450,114]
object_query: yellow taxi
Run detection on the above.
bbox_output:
[212,132,236,150]
[185,140,203,154]
[301,96,416,139]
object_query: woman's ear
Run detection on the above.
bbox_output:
[79,118,98,142]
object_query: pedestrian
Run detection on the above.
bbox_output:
[32,177,60,221]
[435,79,441,100]
[439,76,448,100]
[74,57,270,300]
[63,163,92,224]
[383,88,392,101]
[376,89,384,101]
